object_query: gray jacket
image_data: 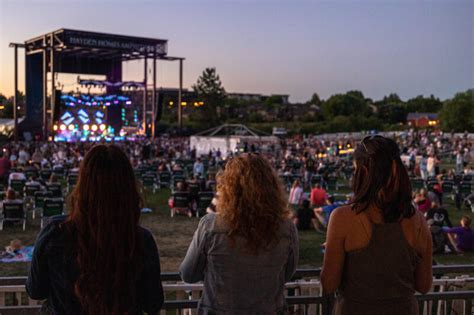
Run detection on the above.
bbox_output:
[180,213,299,315]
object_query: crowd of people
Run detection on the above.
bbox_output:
[0,129,472,314]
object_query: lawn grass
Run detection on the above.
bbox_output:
[0,183,472,277]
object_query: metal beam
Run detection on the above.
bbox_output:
[178,59,183,130]
[143,57,147,134]
[152,52,157,139]
[50,33,55,139]
[43,36,48,140]
[12,45,18,141]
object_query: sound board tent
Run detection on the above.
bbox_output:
[190,124,280,158]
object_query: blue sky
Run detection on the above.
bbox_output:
[0,0,472,102]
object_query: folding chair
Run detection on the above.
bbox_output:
[459,182,472,197]
[1,201,26,231]
[311,175,323,186]
[41,198,65,228]
[170,192,190,217]
[24,168,39,180]
[326,176,338,191]
[24,183,41,198]
[410,178,424,191]
[172,175,186,190]
[427,180,438,192]
[40,169,53,182]
[158,171,171,188]
[142,174,158,193]
[46,183,63,198]
[67,173,79,192]
[34,191,53,219]
[53,167,65,177]
[196,192,214,218]
[442,181,454,194]
[172,170,185,177]
[10,179,26,194]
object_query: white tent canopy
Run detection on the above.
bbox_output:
[190,124,279,157]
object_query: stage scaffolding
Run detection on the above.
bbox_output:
[9,28,185,140]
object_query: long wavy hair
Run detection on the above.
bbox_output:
[64,145,143,314]
[351,136,415,222]
[216,153,290,253]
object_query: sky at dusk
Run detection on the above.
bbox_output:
[0,0,472,103]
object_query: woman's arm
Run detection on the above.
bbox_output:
[142,231,164,314]
[414,213,433,294]
[284,222,299,282]
[179,215,210,283]
[26,222,56,299]
[320,207,347,294]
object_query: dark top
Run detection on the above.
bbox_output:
[296,207,315,230]
[26,215,164,315]
[426,207,452,228]
[335,220,421,315]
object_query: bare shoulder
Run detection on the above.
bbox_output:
[330,205,355,222]
[401,210,426,229]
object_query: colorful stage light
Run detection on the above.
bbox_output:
[99,124,106,131]
[53,125,58,131]
[83,124,90,131]
[60,124,67,131]
[91,124,98,131]
[68,125,75,131]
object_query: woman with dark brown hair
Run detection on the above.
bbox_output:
[180,153,298,314]
[27,145,164,315]
[321,135,432,315]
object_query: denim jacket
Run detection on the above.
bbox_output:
[180,213,299,315]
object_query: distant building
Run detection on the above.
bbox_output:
[407,112,439,128]
[227,92,289,104]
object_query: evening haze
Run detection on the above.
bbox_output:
[0,0,472,103]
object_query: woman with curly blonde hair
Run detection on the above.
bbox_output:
[180,153,298,314]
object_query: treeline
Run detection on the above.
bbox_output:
[163,68,473,133]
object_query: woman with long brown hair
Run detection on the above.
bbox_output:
[180,153,298,314]
[321,135,432,315]
[27,145,164,314]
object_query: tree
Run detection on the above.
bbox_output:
[192,68,226,126]
[321,90,369,119]
[405,95,442,113]
[440,89,474,132]
[307,93,322,106]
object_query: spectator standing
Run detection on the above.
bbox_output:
[0,151,11,186]
[180,154,298,314]
[27,145,164,314]
[193,158,204,177]
[321,135,432,314]
[288,179,304,207]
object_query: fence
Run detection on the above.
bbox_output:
[0,265,473,315]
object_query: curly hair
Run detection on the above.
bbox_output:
[216,153,290,253]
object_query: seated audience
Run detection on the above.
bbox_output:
[180,153,298,314]
[414,189,431,214]
[294,199,318,231]
[443,215,473,253]
[27,145,164,314]
[314,196,343,228]
[310,183,327,207]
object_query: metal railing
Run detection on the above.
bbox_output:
[0,265,473,315]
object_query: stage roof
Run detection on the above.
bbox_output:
[24,28,182,61]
